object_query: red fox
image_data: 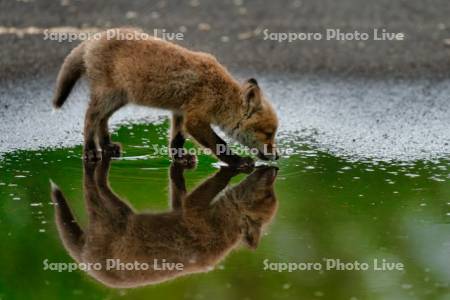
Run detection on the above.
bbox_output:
[52,28,279,168]
[50,157,278,287]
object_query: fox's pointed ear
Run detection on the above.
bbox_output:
[247,78,258,86]
[243,217,262,249]
[243,78,262,114]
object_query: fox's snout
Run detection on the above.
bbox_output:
[257,144,279,161]
[257,166,278,184]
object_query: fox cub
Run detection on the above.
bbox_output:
[50,157,278,287]
[52,28,279,168]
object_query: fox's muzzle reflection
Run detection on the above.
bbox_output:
[50,158,278,288]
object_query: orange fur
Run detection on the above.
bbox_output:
[51,158,278,287]
[52,28,279,166]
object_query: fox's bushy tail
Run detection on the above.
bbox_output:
[50,180,85,261]
[52,43,86,108]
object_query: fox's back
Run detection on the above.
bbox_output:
[83,29,218,109]
[79,211,235,287]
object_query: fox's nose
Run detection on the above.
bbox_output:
[259,145,279,161]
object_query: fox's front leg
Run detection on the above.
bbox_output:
[185,115,254,169]
[184,166,241,210]
[169,162,188,210]
[169,113,196,168]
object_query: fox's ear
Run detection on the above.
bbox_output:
[247,78,258,86]
[243,78,262,113]
[243,217,262,249]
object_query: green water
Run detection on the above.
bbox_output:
[0,121,449,300]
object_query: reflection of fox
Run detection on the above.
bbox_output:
[50,158,278,288]
[52,28,279,167]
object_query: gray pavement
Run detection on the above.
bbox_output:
[1,0,449,161]
[1,0,450,82]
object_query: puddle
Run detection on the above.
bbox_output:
[0,122,449,299]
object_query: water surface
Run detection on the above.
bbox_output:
[0,122,449,300]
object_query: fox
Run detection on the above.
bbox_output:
[50,156,278,288]
[52,28,279,168]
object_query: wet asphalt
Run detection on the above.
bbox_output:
[1,0,449,160]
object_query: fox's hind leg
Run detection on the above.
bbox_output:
[83,91,125,161]
[170,113,196,168]
[94,156,133,222]
[98,117,121,157]
[84,97,101,161]
[97,93,126,158]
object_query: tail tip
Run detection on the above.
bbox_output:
[49,179,59,192]
[52,98,63,110]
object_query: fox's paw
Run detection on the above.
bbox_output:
[218,166,242,177]
[173,154,197,169]
[230,156,255,173]
[102,143,122,158]
[84,149,100,161]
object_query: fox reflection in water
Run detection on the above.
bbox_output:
[50,157,278,288]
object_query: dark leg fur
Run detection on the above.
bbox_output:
[170,113,196,168]
[83,92,125,160]
[169,163,187,210]
[184,115,254,171]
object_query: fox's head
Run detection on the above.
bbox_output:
[233,79,279,160]
[231,166,278,249]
